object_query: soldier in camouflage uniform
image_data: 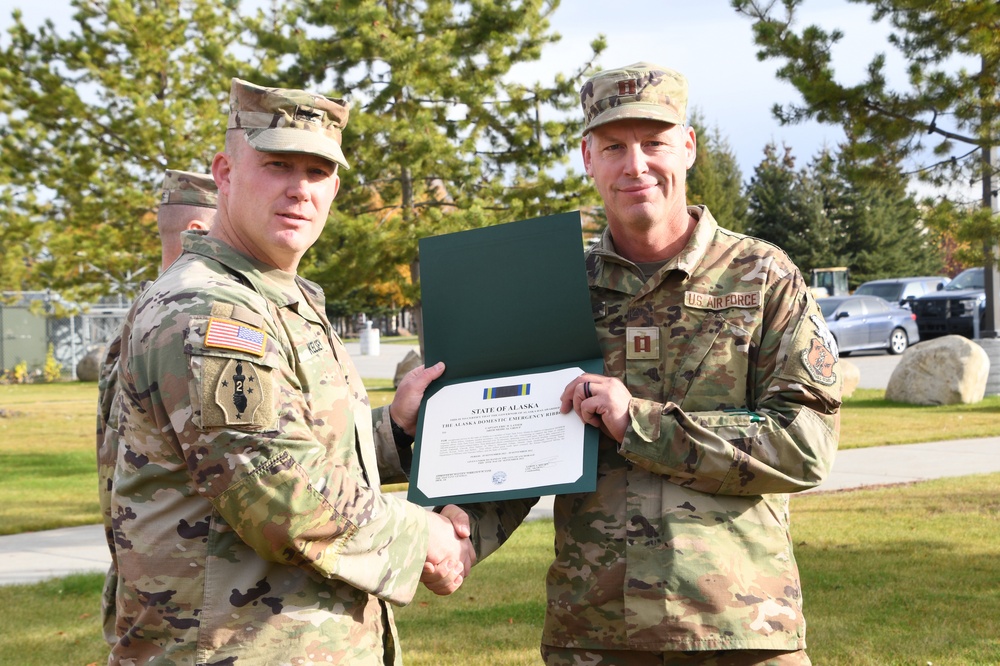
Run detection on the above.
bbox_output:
[97,168,218,645]
[444,62,841,665]
[103,78,472,665]
[155,169,219,270]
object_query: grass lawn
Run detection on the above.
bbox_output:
[0,383,102,535]
[2,382,1000,533]
[840,388,1000,449]
[2,475,998,665]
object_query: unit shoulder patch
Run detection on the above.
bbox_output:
[800,314,839,386]
[200,356,275,430]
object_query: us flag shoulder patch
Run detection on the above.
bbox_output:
[204,317,267,357]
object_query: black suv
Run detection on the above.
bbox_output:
[910,267,985,340]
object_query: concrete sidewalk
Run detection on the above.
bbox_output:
[3,437,999,586]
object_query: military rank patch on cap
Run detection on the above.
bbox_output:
[204,317,267,357]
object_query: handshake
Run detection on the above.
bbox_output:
[421,504,475,595]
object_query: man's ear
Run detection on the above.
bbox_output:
[211,151,231,195]
[581,138,594,177]
[684,125,697,170]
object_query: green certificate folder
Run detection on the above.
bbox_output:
[407,211,604,506]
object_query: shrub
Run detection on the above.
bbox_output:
[43,344,62,382]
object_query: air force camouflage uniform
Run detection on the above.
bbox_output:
[103,80,423,665]
[460,64,841,657]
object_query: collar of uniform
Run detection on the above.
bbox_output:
[180,230,303,309]
[587,230,647,295]
[672,205,717,280]
[586,205,718,293]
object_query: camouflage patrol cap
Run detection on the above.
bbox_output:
[580,62,688,134]
[160,169,217,208]
[227,78,351,170]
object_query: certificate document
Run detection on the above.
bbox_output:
[407,212,605,506]
[416,367,586,501]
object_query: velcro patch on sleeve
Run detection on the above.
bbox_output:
[204,317,267,357]
[791,314,840,388]
[201,355,275,429]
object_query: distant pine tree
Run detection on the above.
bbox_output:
[687,110,748,232]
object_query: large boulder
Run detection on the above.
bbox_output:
[76,345,107,383]
[393,349,424,388]
[885,335,990,405]
[840,358,860,399]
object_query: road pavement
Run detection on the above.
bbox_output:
[844,350,903,389]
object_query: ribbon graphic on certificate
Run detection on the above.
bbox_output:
[408,212,604,506]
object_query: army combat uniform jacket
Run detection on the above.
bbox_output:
[106,232,426,665]
[462,206,841,653]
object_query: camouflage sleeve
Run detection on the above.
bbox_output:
[619,270,840,496]
[372,405,410,485]
[451,497,539,562]
[213,453,430,606]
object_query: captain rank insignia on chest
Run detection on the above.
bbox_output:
[626,326,660,360]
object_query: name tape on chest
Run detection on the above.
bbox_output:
[204,317,267,357]
[684,290,762,311]
[296,338,326,363]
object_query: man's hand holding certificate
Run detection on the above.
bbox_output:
[408,212,603,506]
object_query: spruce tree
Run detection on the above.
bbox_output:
[687,110,748,232]
[0,0,246,304]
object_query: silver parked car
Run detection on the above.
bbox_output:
[818,295,920,355]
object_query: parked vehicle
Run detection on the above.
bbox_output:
[810,266,850,298]
[853,276,949,309]
[910,267,985,340]
[818,295,920,355]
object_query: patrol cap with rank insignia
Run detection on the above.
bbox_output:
[160,169,218,209]
[579,61,688,134]
[227,77,351,170]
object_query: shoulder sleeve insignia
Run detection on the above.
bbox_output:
[204,317,267,357]
[800,314,839,386]
[211,358,272,427]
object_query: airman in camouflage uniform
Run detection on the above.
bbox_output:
[448,62,840,665]
[97,168,217,645]
[102,78,471,665]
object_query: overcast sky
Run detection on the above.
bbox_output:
[0,0,917,180]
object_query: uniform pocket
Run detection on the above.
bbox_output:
[668,313,751,409]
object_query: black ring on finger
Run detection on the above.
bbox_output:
[583,381,592,399]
